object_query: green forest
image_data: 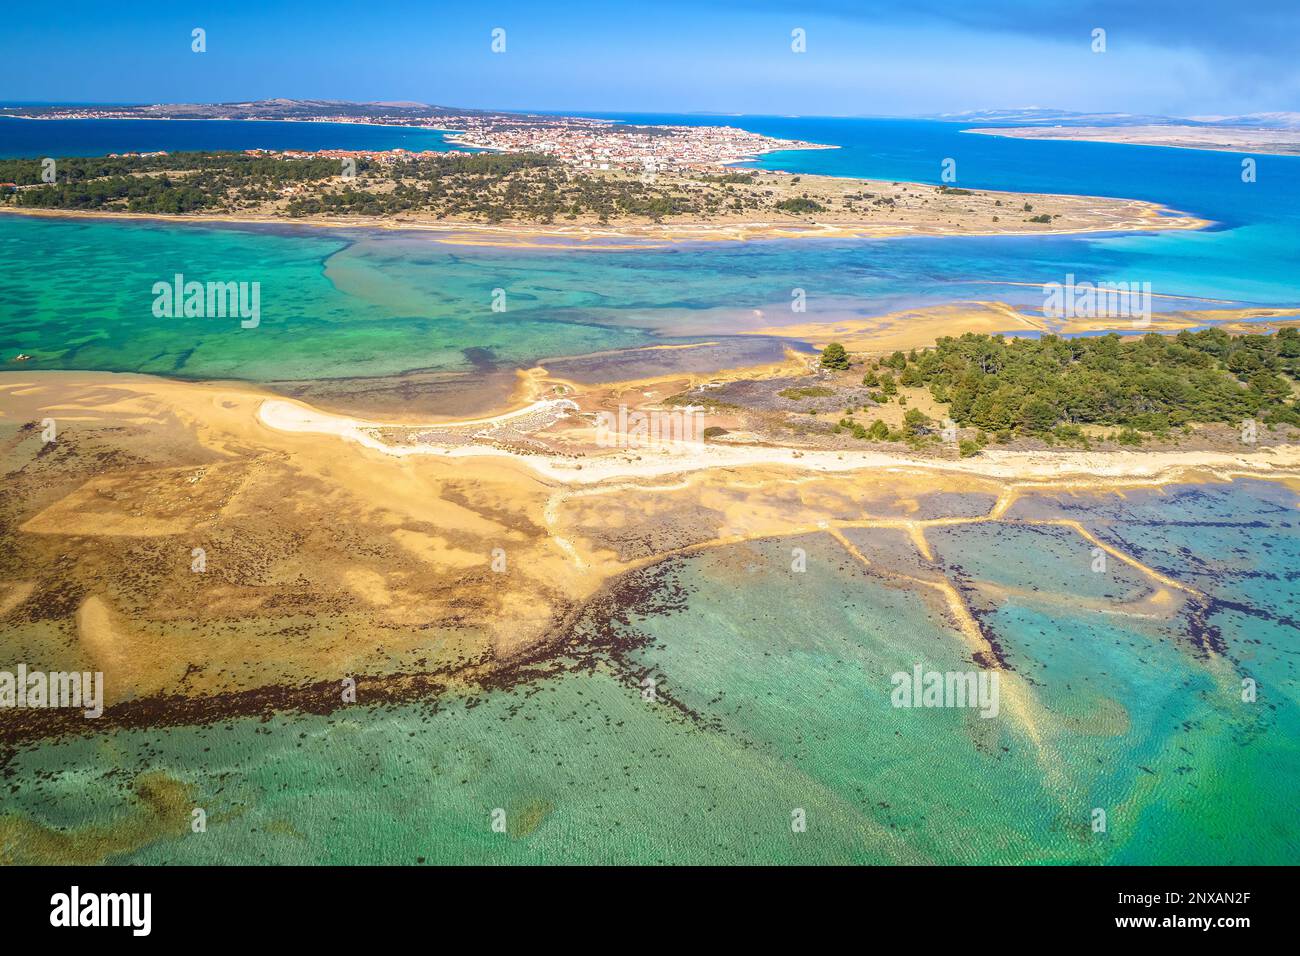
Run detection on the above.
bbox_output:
[0,151,791,223]
[833,328,1300,446]
[919,329,1297,430]
[0,152,351,214]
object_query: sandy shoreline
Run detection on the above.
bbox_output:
[2,367,1296,736]
[254,392,1300,487]
[743,301,1300,353]
[8,367,1296,493]
[0,192,1209,247]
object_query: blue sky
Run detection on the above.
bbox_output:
[1,1,1296,117]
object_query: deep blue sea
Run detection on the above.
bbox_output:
[599,113,1292,227]
[0,116,462,157]
[604,113,1300,305]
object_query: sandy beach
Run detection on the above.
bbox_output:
[255,391,1300,487]
[3,368,1294,701]
[739,301,1300,353]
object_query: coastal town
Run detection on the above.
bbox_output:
[177,118,824,171]
[440,115,831,169]
[2,99,830,170]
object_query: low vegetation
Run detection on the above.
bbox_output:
[0,151,851,224]
[778,385,835,400]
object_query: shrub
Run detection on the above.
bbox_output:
[776,196,826,214]
[819,342,850,370]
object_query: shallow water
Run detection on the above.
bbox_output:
[3,117,1299,404]
[2,481,1294,864]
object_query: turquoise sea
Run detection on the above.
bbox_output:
[0,116,1297,864]
[3,481,1295,864]
[2,115,1300,396]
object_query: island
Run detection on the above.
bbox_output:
[0,146,1205,243]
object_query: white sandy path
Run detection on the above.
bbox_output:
[257,398,1300,488]
[261,396,577,433]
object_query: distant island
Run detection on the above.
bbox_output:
[946,107,1300,156]
[966,125,1300,156]
[1,97,507,123]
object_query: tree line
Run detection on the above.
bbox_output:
[823,328,1300,444]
